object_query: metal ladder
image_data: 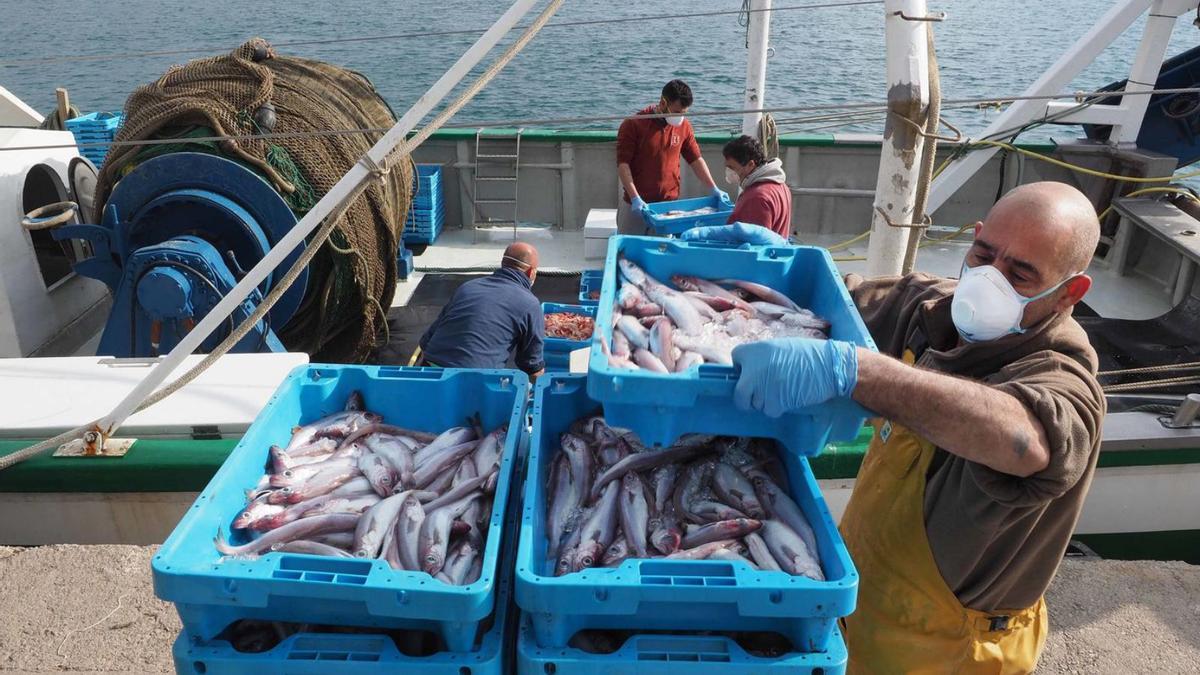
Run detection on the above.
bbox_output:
[471,128,522,240]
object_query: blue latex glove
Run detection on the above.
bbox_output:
[711,185,732,206]
[732,338,859,418]
[678,221,787,247]
[631,195,648,216]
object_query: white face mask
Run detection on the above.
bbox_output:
[724,167,740,186]
[664,114,685,127]
[951,263,1078,342]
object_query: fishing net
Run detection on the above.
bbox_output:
[94,38,413,363]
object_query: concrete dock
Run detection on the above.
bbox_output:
[0,545,1196,673]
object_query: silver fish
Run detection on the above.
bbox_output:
[301,494,381,520]
[358,452,398,497]
[689,500,748,523]
[442,539,479,585]
[682,518,762,549]
[233,495,285,531]
[611,329,632,358]
[269,455,358,489]
[718,279,802,313]
[418,508,454,575]
[671,333,733,366]
[272,540,355,558]
[642,283,704,335]
[395,495,426,571]
[744,532,781,572]
[572,481,621,572]
[473,427,506,492]
[602,535,631,567]
[414,427,477,465]
[673,275,757,313]
[591,438,711,501]
[648,318,676,372]
[413,441,479,488]
[281,437,340,460]
[268,463,361,505]
[619,473,651,558]
[649,506,683,554]
[674,459,717,525]
[708,548,758,568]
[422,461,459,495]
[215,513,360,557]
[364,434,415,489]
[421,474,489,513]
[746,469,819,558]
[617,283,648,310]
[545,455,575,559]
[713,463,766,518]
[309,531,355,550]
[665,539,737,560]
[354,491,420,559]
[561,433,594,511]
[616,315,651,351]
[617,256,649,287]
[682,294,721,321]
[760,519,824,580]
[674,351,705,372]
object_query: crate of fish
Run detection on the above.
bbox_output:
[153,365,529,653]
[578,269,603,306]
[413,164,443,211]
[642,193,734,236]
[172,455,523,675]
[516,615,847,674]
[588,236,875,450]
[515,375,857,651]
[543,303,597,372]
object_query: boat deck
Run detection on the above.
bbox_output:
[1,544,1194,673]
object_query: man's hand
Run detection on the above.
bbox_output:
[711,185,732,206]
[679,222,786,247]
[632,195,648,213]
[732,338,859,418]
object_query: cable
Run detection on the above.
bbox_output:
[0,1,885,68]
[10,87,1200,155]
[824,230,871,251]
[1099,361,1200,377]
[1097,187,1200,220]
[965,139,1200,183]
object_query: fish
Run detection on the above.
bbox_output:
[746,469,819,558]
[571,481,621,572]
[671,333,733,366]
[339,422,438,451]
[618,473,651,558]
[682,518,762,549]
[232,495,285,531]
[280,437,340,460]
[413,427,477,465]
[354,491,420,559]
[421,474,490,513]
[744,532,781,572]
[412,441,479,488]
[442,539,479,585]
[682,294,722,321]
[672,275,757,313]
[418,508,454,575]
[269,455,358,489]
[602,535,631,567]
[648,318,676,372]
[591,437,712,500]
[665,539,738,560]
[708,548,758,568]
[633,348,669,373]
[616,315,651,351]
[760,520,824,581]
[545,454,576,559]
[395,496,426,571]
[634,303,663,318]
[713,463,766,518]
[267,462,362,505]
[674,459,717,525]
[674,351,705,372]
[309,531,355,550]
[649,507,683,554]
[642,283,704,335]
[617,284,648,310]
[358,452,399,497]
[364,434,415,489]
[215,513,360,557]
[716,279,802,313]
[611,329,632,359]
[688,500,748,523]
[473,427,507,492]
[271,540,355,558]
[617,256,649,288]
[561,433,595,509]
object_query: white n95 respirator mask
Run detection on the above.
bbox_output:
[951,263,1078,342]
[665,115,685,127]
[724,167,740,186]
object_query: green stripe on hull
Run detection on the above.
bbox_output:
[0,439,237,493]
[1074,531,1200,565]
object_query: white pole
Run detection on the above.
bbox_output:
[741,0,772,139]
[865,0,930,277]
[94,0,543,437]
[925,0,1155,214]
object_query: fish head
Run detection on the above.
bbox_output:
[650,527,682,555]
[422,549,444,574]
[555,548,577,576]
[572,541,604,572]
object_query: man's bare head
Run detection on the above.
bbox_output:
[502,242,539,283]
[964,181,1099,327]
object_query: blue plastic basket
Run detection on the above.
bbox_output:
[404,206,445,245]
[587,236,876,450]
[542,303,596,372]
[172,443,523,675]
[413,164,443,211]
[153,365,530,653]
[66,112,123,166]
[516,615,847,674]
[515,375,858,651]
[577,270,603,306]
[643,193,734,236]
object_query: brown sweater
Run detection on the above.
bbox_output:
[847,272,1105,611]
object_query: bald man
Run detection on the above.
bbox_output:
[418,243,545,378]
[732,182,1104,673]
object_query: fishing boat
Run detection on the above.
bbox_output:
[0,0,1197,575]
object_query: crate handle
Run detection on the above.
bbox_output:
[637,559,739,587]
[283,633,394,662]
[376,366,446,380]
[630,634,736,664]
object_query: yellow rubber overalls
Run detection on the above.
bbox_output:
[839,351,1047,674]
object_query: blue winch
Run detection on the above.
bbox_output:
[49,152,309,357]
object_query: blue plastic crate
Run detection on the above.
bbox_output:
[406,208,445,227]
[643,193,734,236]
[515,375,858,651]
[577,269,603,306]
[516,615,847,674]
[153,365,530,653]
[65,111,123,132]
[404,207,445,245]
[588,236,876,450]
[542,303,596,372]
[172,451,523,675]
[412,164,443,211]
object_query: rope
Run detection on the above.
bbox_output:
[948,139,1200,183]
[1099,361,1200,377]
[0,1,885,68]
[759,112,780,160]
[10,86,1200,155]
[1102,376,1200,393]
[901,24,941,275]
[0,0,564,473]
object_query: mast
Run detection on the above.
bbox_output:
[741,0,772,139]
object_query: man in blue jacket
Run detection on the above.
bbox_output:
[418,242,545,379]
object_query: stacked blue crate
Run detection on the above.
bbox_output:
[405,164,444,245]
[65,112,123,166]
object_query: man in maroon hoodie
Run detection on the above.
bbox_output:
[616,79,723,234]
[722,135,793,239]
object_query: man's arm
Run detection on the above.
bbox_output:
[853,348,1051,477]
[689,157,717,189]
[618,163,640,202]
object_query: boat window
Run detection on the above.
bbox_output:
[20,163,79,288]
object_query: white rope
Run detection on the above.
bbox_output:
[56,592,133,657]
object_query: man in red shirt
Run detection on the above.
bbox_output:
[616,79,723,234]
[722,135,792,239]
